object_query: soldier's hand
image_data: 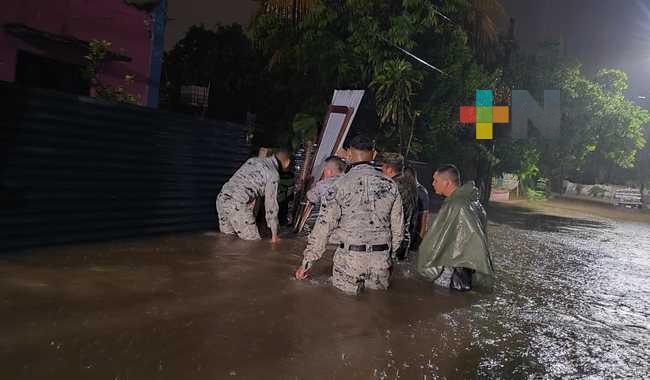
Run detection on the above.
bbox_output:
[271,235,280,243]
[295,266,309,280]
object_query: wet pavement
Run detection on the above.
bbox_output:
[0,201,648,379]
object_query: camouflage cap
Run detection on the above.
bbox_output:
[377,152,404,169]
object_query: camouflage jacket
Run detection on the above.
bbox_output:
[219,156,281,236]
[302,163,404,265]
[306,175,341,204]
[393,174,418,239]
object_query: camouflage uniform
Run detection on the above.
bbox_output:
[306,175,341,204]
[410,181,429,249]
[302,175,340,236]
[216,156,280,240]
[301,163,404,295]
[393,173,418,258]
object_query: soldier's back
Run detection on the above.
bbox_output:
[334,164,400,245]
[222,157,278,203]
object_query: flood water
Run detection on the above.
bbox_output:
[0,201,648,379]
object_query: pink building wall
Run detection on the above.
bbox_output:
[0,0,154,105]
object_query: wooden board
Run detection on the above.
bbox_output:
[310,105,353,182]
[291,90,365,232]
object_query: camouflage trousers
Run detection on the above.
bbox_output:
[216,192,261,240]
[332,248,392,295]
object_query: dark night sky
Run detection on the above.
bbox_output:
[165,0,650,101]
[501,0,650,102]
[164,0,257,50]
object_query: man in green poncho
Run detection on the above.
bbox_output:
[416,164,494,291]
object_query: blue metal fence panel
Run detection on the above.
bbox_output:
[0,82,250,252]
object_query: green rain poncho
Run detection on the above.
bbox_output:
[416,182,494,282]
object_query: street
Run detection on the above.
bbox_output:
[0,200,648,379]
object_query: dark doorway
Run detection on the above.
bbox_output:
[15,50,89,95]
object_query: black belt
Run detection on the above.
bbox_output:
[339,243,389,252]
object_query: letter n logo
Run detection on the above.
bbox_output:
[511,90,561,139]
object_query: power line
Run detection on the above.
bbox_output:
[378,35,446,75]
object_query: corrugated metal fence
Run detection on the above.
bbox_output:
[0,82,250,252]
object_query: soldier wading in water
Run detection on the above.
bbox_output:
[216,150,291,242]
[295,136,404,295]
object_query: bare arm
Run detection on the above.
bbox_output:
[419,211,429,237]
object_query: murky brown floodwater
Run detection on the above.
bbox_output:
[0,201,648,379]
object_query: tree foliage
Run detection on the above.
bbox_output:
[161,0,649,196]
[498,41,649,187]
[161,24,263,121]
[84,39,138,104]
[371,59,422,156]
[462,0,506,65]
[247,0,496,168]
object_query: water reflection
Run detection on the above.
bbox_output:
[0,204,647,378]
[477,206,650,378]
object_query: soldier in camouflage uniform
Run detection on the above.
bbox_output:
[404,166,430,250]
[216,150,291,242]
[295,136,403,295]
[302,156,346,236]
[380,153,418,260]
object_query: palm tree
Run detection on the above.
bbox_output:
[254,0,320,26]
[251,0,324,68]
[464,0,506,64]
[371,59,422,157]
